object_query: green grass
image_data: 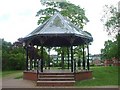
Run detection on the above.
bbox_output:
[75,66,119,86]
[14,75,23,79]
[2,70,23,77]
[0,71,2,78]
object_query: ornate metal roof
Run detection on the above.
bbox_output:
[23,13,93,47]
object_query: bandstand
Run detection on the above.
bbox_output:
[22,13,93,86]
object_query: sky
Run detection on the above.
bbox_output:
[0,0,119,55]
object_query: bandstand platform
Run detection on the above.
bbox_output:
[23,69,92,86]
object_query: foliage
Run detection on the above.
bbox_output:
[36,1,89,29]
[116,34,120,59]
[101,4,120,60]
[101,5,120,35]
[101,39,118,60]
[53,47,68,69]
[74,46,83,61]
[2,39,26,70]
[42,47,51,67]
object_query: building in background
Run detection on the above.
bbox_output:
[104,58,120,66]
[90,54,103,66]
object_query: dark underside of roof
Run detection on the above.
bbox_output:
[23,34,93,47]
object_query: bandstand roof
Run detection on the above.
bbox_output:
[23,13,93,47]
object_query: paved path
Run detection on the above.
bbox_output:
[0,77,2,89]
[2,72,36,88]
[1,72,119,89]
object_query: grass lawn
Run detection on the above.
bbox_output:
[2,70,23,78]
[0,71,2,78]
[75,66,119,86]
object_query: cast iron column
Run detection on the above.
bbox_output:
[87,44,90,70]
[82,45,85,70]
[61,47,64,69]
[67,47,70,69]
[74,59,76,72]
[48,47,50,70]
[25,46,28,71]
[71,45,73,72]
[41,45,43,72]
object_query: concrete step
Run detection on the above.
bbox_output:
[36,81,75,86]
[39,74,74,78]
[37,73,75,86]
[39,72,74,75]
[38,77,75,81]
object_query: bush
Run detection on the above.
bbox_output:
[2,40,26,70]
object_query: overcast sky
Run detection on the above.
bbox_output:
[0,0,119,55]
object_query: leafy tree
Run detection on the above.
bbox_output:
[2,39,26,70]
[36,1,89,29]
[101,40,118,60]
[53,47,67,69]
[101,4,120,60]
[101,5,120,35]
[74,46,83,67]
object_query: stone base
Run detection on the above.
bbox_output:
[74,70,93,81]
[23,71,37,81]
[23,70,93,81]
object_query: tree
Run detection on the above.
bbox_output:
[53,47,68,69]
[101,5,120,35]
[101,4,120,60]
[2,39,26,70]
[74,46,83,67]
[101,40,118,60]
[36,1,89,29]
